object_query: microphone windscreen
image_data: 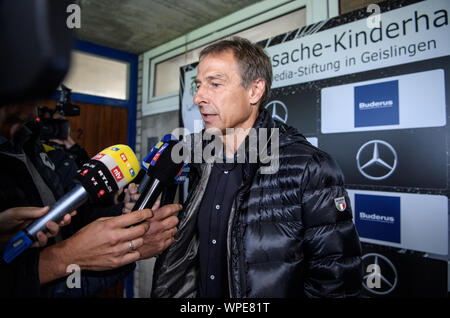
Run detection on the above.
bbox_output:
[148,141,184,185]
[141,134,179,172]
[96,145,140,186]
[75,144,140,202]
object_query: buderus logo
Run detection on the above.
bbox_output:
[354,194,401,243]
[358,100,394,110]
[359,212,395,224]
[354,80,399,128]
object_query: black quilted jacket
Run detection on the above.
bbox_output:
[152,110,362,298]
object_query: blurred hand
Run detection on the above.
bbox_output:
[122,183,140,213]
[137,201,181,260]
[0,206,76,249]
[113,188,124,205]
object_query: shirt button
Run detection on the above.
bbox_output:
[210,275,215,280]
[212,239,216,245]
[215,204,220,210]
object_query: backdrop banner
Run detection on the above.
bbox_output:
[180,0,450,297]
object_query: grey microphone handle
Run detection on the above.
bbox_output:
[26,184,89,239]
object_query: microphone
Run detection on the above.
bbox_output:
[132,139,187,211]
[138,134,180,194]
[3,144,140,263]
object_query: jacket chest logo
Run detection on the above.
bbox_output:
[39,152,55,171]
[334,196,346,212]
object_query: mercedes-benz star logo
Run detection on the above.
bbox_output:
[356,140,397,181]
[362,253,398,296]
[265,100,288,123]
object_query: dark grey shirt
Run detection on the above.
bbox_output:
[197,159,243,298]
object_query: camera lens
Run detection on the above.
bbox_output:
[39,118,70,140]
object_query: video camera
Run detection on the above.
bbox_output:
[37,85,80,141]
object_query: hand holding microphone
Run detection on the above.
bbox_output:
[3,144,141,263]
[120,134,188,258]
[58,138,186,271]
[38,135,187,281]
[0,206,76,250]
[122,183,140,214]
[136,200,181,260]
[132,136,187,211]
[38,208,155,284]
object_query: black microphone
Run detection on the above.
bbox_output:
[137,134,180,195]
[132,140,186,211]
[160,184,178,206]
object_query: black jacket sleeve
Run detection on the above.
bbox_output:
[0,248,41,297]
[300,150,362,297]
[40,263,135,298]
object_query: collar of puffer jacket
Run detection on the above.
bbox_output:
[241,109,308,181]
[251,108,308,147]
[188,109,308,181]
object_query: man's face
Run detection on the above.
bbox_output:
[193,50,256,133]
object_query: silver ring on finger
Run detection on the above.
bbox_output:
[129,240,135,252]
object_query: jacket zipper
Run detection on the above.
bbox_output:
[227,183,248,298]
[227,200,236,297]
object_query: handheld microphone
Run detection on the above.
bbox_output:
[132,139,187,211]
[138,134,178,194]
[3,144,140,263]
[138,134,189,194]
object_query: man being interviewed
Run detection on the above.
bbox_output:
[152,36,362,298]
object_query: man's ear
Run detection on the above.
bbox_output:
[248,78,266,106]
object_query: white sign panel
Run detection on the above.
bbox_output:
[321,69,446,133]
[266,0,450,88]
[347,189,448,255]
[306,137,318,147]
